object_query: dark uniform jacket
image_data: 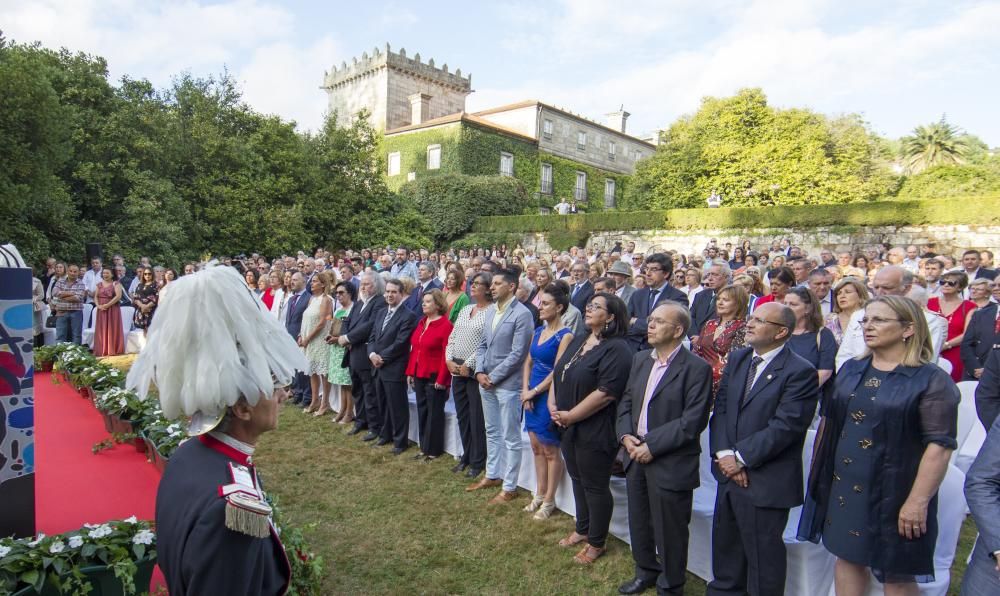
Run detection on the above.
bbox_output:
[156,435,290,595]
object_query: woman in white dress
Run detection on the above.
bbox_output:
[300,271,333,416]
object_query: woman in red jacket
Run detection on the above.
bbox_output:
[406,289,454,460]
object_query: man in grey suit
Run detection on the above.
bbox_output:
[963,413,1000,595]
[616,302,713,595]
[467,269,534,504]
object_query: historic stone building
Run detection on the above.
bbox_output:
[322,44,655,210]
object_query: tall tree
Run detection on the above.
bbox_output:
[900,118,970,174]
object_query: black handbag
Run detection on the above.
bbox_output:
[45,314,58,328]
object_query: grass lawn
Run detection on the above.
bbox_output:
[255,406,977,595]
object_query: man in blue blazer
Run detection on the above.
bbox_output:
[366,278,418,454]
[707,302,820,596]
[338,272,387,437]
[963,412,1000,595]
[961,301,999,381]
[403,262,443,313]
[627,253,687,351]
[284,272,312,406]
[568,260,595,313]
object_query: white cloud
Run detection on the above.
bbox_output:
[0,0,338,131]
[482,0,1000,141]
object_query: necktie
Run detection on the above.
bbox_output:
[573,283,581,298]
[289,292,300,311]
[741,356,764,405]
[709,291,717,314]
[381,308,395,331]
[648,288,660,312]
[994,312,1000,336]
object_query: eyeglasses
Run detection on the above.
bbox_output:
[861,317,903,326]
[585,303,607,312]
[747,316,788,328]
[335,290,347,295]
[644,266,663,273]
[940,280,960,287]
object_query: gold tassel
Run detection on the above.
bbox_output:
[225,492,272,538]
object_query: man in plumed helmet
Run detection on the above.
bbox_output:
[127,263,308,595]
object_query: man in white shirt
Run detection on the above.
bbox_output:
[554,198,571,215]
[835,266,946,370]
[82,257,103,303]
[807,268,833,317]
[901,245,921,273]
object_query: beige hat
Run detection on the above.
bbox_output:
[607,261,633,277]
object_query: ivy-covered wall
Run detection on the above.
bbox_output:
[382,122,628,210]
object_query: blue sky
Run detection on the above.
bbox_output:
[3,0,998,144]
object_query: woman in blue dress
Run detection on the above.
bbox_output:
[520,282,574,520]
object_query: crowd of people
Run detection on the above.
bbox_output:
[30,237,1000,594]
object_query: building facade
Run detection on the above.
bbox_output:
[322,45,655,210]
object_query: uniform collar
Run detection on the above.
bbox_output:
[202,432,255,466]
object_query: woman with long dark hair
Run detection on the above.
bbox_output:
[551,292,633,564]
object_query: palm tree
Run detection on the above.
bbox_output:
[901,118,969,174]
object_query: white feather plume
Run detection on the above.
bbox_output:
[126,262,308,420]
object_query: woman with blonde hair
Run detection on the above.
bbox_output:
[800,296,959,595]
[968,278,993,309]
[588,260,605,284]
[825,277,870,344]
[301,270,334,415]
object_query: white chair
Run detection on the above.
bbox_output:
[82,303,97,348]
[953,381,979,465]
[937,358,953,376]
[120,306,135,337]
[40,304,57,345]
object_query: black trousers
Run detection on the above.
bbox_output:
[626,464,693,595]
[452,375,486,469]
[561,431,616,548]
[376,373,409,449]
[413,376,447,456]
[707,482,790,596]
[350,368,372,430]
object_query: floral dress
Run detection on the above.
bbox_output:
[300,295,331,376]
[132,283,159,330]
[693,318,747,397]
[327,304,352,385]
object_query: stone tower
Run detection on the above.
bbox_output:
[321,44,473,130]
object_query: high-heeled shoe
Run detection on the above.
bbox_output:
[313,407,328,417]
[339,416,354,425]
[523,494,544,513]
[533,501,556,520]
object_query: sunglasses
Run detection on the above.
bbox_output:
[940,280,960,287]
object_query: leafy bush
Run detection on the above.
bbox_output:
[400,173,532,246]
[474,195,1000,234]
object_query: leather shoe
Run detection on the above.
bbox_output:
[347,425,367,436]
[488,490,518,505]
[618,577,655,594]
[465,477,501,492]
[451,462,469,473]
[465,468,482,479]
[392,446,407,456]
[361,432,378,442]
[375,438,391,447]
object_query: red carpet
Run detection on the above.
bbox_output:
[35,372,164,590]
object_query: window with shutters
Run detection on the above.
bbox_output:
[604,179,616,208]
[540,163,553,194]
[426,145,441,170]
[500,152,514,177]
[574,171,587,201]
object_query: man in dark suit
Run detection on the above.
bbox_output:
[283,272,312,407]
[403,261,443,312]
[627,253,687,351]
[707,302,819,596]
[961,301,998,380]
[616,302,713,595]
[689,259,732,338]
[367,278,418,455]
[976,348,1000,430]
[963,249,998,281]
[338,272,386,437]
[568,260,594,313]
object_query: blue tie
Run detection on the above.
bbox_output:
[648,288,660,312]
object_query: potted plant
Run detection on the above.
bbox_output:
[0,518,156,596]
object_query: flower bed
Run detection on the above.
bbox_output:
[0,518,156,596]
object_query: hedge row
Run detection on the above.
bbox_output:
[473,196,1000,234]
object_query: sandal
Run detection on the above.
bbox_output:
[557,532,586,547]
[523,495,544,513]
[533,501,556,520]
[572,545,606,565]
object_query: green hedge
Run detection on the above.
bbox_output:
[473,196,1000,233]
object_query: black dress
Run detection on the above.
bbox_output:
[552,334,633,548]
[822,365,889,564]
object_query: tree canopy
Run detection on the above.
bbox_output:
[0,39,430,267]
[623,88,899,210]
[901,118,970,174]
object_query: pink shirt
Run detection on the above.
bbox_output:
[637,345,682,437]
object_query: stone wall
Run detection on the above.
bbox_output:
[515,224,1000,257]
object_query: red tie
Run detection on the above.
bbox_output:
[994,315,1000,336]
